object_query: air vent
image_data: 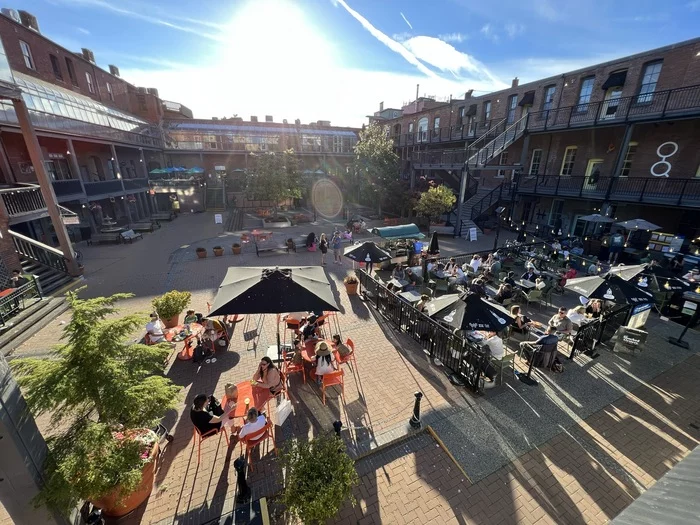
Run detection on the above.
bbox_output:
[265,115,273,122]
[18,10,39,32]
[146,88,159,97]
[109,65,120,77]
[250,116,258,122]
[81,48,95,64]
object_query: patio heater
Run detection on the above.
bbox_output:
[492,206,507,252]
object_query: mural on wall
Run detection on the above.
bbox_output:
[650,142,678,177]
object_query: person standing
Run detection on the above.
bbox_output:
[10,270,29,288]
[608,230,625,264]
[331,231,343,265]
[319,233,328,266]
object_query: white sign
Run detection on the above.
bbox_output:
[61,216,80,225]
[469,228,477,241]
[681,301,697,317]
[215,165,226,171]
[214,213,223,224]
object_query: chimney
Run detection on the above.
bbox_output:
[511,77,519,88]
[109,65,120,77]
[294,119,301,126]
[250,116,258,122]
[265,115,273,122]
[81,48,96,64]
[465,89,473,99]
[379,101,384,111]
[283,119,288,124]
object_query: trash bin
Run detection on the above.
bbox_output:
[611,326,648,355]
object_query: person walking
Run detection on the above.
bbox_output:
[331,231,343,265]
[319,233,329,266]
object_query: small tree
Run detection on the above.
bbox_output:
[414,184,456,224]
[281,433,359,524]
[10,291,181,515]
[245,149,301,218]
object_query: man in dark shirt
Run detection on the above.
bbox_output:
[504,271,517,287]
[519,326,559,365]
[521,268,537,282]
[190,393,222,436]
[10,270,29,288]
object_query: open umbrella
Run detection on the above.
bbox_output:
[427,232,440,255]
[644,266,692,292]
[149,168,166,174]
[187,167,204,174]
[343,242,391,263]
[606,264,648,281]
[424,294,460,317]
[615,219,661,231]
[431,293,514,332]
[579,213,615,223]
[565,274,654,305]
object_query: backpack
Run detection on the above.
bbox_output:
[551,357,564,373]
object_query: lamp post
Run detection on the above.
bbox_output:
[493,206,507,252]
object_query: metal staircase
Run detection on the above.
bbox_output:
[466,114,528,167]
[9,230,74,294]
[457,182,513,237]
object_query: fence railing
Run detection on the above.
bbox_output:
[10,230,68,274]
[83,180,125,197]
[467,116,526,167]
[0,184,47,217]
[393,118,503,147]
[51,179,84,198]
[0,278,42,326]
[570,304,632,358]
[123,178,149,191]
[412,149,469,167]
[356,270,487,394]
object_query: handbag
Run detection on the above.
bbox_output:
[208,396,224,416]
[276,398,293,426]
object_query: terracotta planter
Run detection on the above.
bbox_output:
[196,249,207,259]
[213,248,224,257]
[232,245,241,255]
[163,315,179,329]
[345,282,359,295]
[91,443,159,517]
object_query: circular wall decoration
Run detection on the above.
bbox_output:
[650,141,678,178]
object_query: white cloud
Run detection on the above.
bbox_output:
[533,0,560,21]
[480,24,499,42]
[76,27,90,35]
[504,23,525,38]
[392,32,413,42]
[400,12,413,29]
[438,32,467,43]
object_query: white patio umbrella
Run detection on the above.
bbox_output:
[615,219,661,232]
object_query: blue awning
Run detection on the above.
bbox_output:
[371,224,425,240]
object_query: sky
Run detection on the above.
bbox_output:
[24,0,700,127]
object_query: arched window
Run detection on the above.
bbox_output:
[393,123,401,136]
[417,117,428,142]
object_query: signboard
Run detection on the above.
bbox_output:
[61,216,80,225]
[469,228,477,241]
[681,300,697,317]
[631,302,653,316]
[215,165,226,171]
[214,213,223,224]
[615,326,648,349]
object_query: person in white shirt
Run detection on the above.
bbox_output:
[566,306,587,326]
[314,341,338,384]
[535,277,547,290]
[469,255,482,274]
[482,331,504,387]
[551,240,562,252]
[449,266,466,286]
[146,313,166,343]
[237,408,267,440]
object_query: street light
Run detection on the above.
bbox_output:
[493,206,507,252]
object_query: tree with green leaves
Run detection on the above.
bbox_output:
[10,291,181,515]
[353,123,403,215]
[245,149,301,218]
[414,184,457,224]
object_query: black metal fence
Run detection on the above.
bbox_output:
[433,241,548,269]
[357,270,487,394]
[570,303,632,358]
[0,278,42,326]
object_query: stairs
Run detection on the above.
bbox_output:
[0,295,70,358]
[20,257,74,295]
[467,114,528,168]
[458,187,497,235]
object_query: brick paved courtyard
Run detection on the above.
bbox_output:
[2,212,698,525]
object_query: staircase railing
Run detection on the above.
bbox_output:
[465,118,507,164]
[467,114,529,167]
[0,184,47,217]
[470,183,505,224]
[9,230,68,274]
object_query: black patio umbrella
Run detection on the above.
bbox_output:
[431,292,514,332]
[427,232,440,255]
[565,273,654,305]
[343,241,391,264]
[424,294,460,317]
[643,266,692,292]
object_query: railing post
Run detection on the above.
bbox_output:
[605,177,615,201]
[594,101,601,125]
[661,90,671,118]
[639,178,649,202]
[409,392,423,428]
[677,179,688,206]
[625,95,633,120]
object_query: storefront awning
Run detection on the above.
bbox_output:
[601,70,627,90]
[518,91,535,107]
[370,223,425,240]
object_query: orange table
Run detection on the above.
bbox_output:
[167,323,204,360]
[302,339,335,363]
[229,381,273,420]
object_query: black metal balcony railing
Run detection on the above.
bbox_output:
[517,175,700,207]
[52,179,84,198]
[83,180,124,197]
[0,278,41,326]
[10,230,68,274]
[0,185,47,217]
[393,118,502,148]
[527,84,700,132]
[412,149,468,168]
[123,178,149,191]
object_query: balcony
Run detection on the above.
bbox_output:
[393,119,500,148]
[412,149,468,169]
[123,178,149,192]
[83,180,124,198]
[52,179,85,201]
[517,175,700,208]
[0,185,48,224]
[526,84,700,132]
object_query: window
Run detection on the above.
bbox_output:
[434,116,440,130]
[543,85,556,111]
[65,58,78,85]
[619,142,638,177]
[549,200,565,228]
[45,159,73,180]
[19,41,35,69]
[528,149,543,176]
[497,151,509,178]
[49,54,63,80]
[484,101,491,120]
[408,122,414,134]
[576,76,595,112]
[506,95,518,124]
[638,60,663,103]
[417,117,428,142]
[560,146,577,176]
[696,163,700,178]
[106,82,114,101]
[458,106,465,119]
[85,72,96,93]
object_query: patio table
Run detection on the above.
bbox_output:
[229,381,272,420]
[517,279,536,290]
[0,288,15,298]
[164,323,204,360]
[388,278,408,290]
[399,290,422,303]
[301,339,335,362]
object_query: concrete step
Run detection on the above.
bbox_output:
[0,296,70,357]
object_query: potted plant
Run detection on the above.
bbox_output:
[232,243,241,255]
[281,433,359,524]
[10,291,180,518]
[213,245,224,257]
[344,273,359,295]
[196,247,207,258]
[152,290,191,328]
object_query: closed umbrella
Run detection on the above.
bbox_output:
[431,293,514,332]
[427,232,440,255]
[565,274,654,305]
[615,219,661,231]
[343,242,391,264]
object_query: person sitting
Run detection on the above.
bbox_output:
[670,253,685,275]
[184,309,197,324]
[221,383,239,428]
[510,305,532,334]
[567,306,587,326]
[305,232,317,251]
[504,271,517,288]
[525,258,540,274]
[238,407,267,440]
[285,311,306,329]
[449,266,467,287]
[314,341,338,384]
[682,268,699,281]
[405,267,423,290]
[392,265,406,282]
[331,334,352,358]
[146,313,167,343]
[548,307,573,336]
[301,315,319,340]
[585,299,603,319]
[190,393,223,436]
[415,294,431,313]
[469,254,482,274]
[481,331,505,388]
[469,278,487,298]
[519,326,559,366]
[444,257,458,274]
[551,240,562,252]
[489,256,502,279]
[535,277,547,291]
[521,268,537,282]
[494,283,513,304]
[252,356,284,394]
[204,317,227,343]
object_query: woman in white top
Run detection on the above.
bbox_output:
[314,341,337,382]
[469,255,482,273]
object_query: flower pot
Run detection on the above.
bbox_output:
[196,249,207,259]
[91,443,159,517]
[213,248,224,257]
[163,315,179,329]
[232,245,241,255]
[345,282,359,295]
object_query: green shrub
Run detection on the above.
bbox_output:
[152,290,191,320]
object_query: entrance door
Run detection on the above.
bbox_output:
[583,159,604,192]
[601,88,622,120]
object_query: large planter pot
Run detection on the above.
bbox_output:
[345,282,359,295]
[91,443,159,517]
[213,247,224,257]
[232,245,241,255]
[163,315,179,329]
[196,249,207,259]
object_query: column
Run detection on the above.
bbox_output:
[136,192,146,219]
[0,133,16,183]
[110,145,132,223]
[66,140,97,233]
[139,149,149,178]
[13,98,80,276]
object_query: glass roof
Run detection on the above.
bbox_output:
[166,121,358,137]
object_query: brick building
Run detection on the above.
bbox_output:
[374,37,700,260]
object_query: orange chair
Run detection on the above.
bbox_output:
[192,424,229,465]
[283,349,305,386]
[336,338,358,372]
[321,370,345,405]
[240,233,251,244]
[239,419,277,472]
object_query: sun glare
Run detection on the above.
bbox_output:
[222,0,334,78]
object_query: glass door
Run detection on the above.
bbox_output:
[583,159,604,192]
[601,88,622,119]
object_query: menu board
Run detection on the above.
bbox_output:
[648,233,684,253]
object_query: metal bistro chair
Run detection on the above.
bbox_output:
[336,338,358,372]
[491,353,516,384]
[321,370,345,405]
[239,419,277,472]
[192,424,230,465]
[524,289,543,311]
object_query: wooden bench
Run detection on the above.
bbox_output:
[132,221,158,232]
[255,239,294,256]
[152,212,175,221]
[87,233,121,245]
[121,229,143,243]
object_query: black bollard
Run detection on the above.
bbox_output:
[233,455,251,504]
[333,420,343,437]
[409,392,423,428]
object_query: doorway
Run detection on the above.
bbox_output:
[583,159,604,192]
[601,88,622,119]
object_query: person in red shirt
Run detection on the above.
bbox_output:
[557,264,577,291]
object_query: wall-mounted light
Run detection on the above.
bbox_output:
[117,173,121,178]
[66,150,71,155]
